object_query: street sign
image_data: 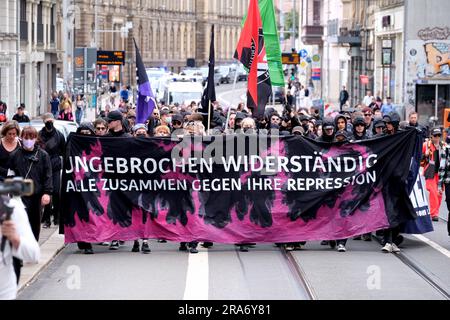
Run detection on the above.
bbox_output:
[360,75,369,84]
[0,56,14,68]
[97,51,126,65]
[281,53,300,65]
[312,68,321,80]
[299,49,308,58]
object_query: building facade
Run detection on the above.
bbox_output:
[18,0,63,119]
[72,0,248,87]
[0,0,20,119]
[373,0,404,105]
[403,0,450,127]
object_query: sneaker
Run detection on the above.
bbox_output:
[320,240,329,246]
[362,233,372,241]
[393,235,404,246]
[109,240,119,250]
[294,243,303,250]
[84,248,94,254]
[391,243,401,253]
[131,241,140,252]
[239,245,248,252]
[189,247,198,254]
[157,239,167,243]
[337,244,346,252]
[329,240,337,249]
[201,242,213,248]
[141,242,151,253]
[42,221,51,229]
[285,244,295,251]
[100,242,110,246]
[432,216,439,221]
[382,243,393,253]
[179,243,188,251]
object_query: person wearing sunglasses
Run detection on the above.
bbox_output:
[362,107,373,138]
[171,114,184,132]
[94,118,108,136]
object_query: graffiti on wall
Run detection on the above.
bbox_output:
[406,40,450,80]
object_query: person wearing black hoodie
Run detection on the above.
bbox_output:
[317,117,335,142]
[39,113,66,228]
[335,114,350,133]
[350,116,368,141]
[317,118,338,249]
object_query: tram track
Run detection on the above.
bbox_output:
[372,235,450,300]
[279,247,318,300]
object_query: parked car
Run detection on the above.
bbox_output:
[199,66,221,86]
[16,119,78,140]
[216,66,231,84]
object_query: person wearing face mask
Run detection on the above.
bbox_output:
[38,113,66,228]
[8,126,52,241]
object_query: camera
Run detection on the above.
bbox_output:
[0,177,34,197]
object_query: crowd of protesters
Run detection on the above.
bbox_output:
[0,87,449,260]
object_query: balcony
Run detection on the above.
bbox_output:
[301,25,324,45]
[327,19,362,46]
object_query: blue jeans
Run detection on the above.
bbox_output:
[75,108,83,125]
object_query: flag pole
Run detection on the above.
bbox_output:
[225,68,240,131]
[207,99,212,134]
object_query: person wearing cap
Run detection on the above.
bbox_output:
[12,105,30,123]
[350,116,368,141]
[292,126,305,136]
[171,114,184,133]
[105,110,132,138]
[317,117,335,142]
[234,112,245,131]
[334,129,349,142]
[39,113,66,228]
[133,124,148,137]
[422,127,444,222]
[298,115,316,139]
[372,117,386,136]
[105,110,132,251]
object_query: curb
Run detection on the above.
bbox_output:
[17,229,66,294]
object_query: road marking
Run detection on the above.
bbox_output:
[413,234,450,259]
[183,247,209,300]
[217,88,246,107]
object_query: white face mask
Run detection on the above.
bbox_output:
[22,139,36,150]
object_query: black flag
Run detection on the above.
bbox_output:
[201,25,216,129]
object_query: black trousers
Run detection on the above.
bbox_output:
[42,173,61,224]
[444,183,450,236]
[180,242,198,248]
[383,226,400,244]
[22,195,43,241]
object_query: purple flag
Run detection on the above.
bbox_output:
[134,38,156,124]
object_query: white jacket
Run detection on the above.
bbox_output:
[0,197,40,300]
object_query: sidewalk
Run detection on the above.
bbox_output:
[17,225,65,294]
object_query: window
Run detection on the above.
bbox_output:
[313,0,321,25]
[20,0,27,40]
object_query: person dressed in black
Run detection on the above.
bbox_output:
[317,117,335,142]
[0,121,21,179]
[8,126,52,241]
[12,105,30,123]
[339,86,349,111]
[105,111,133,251]
[350,116,368,141]
[39,113,66,228]
[75,122,96,254]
